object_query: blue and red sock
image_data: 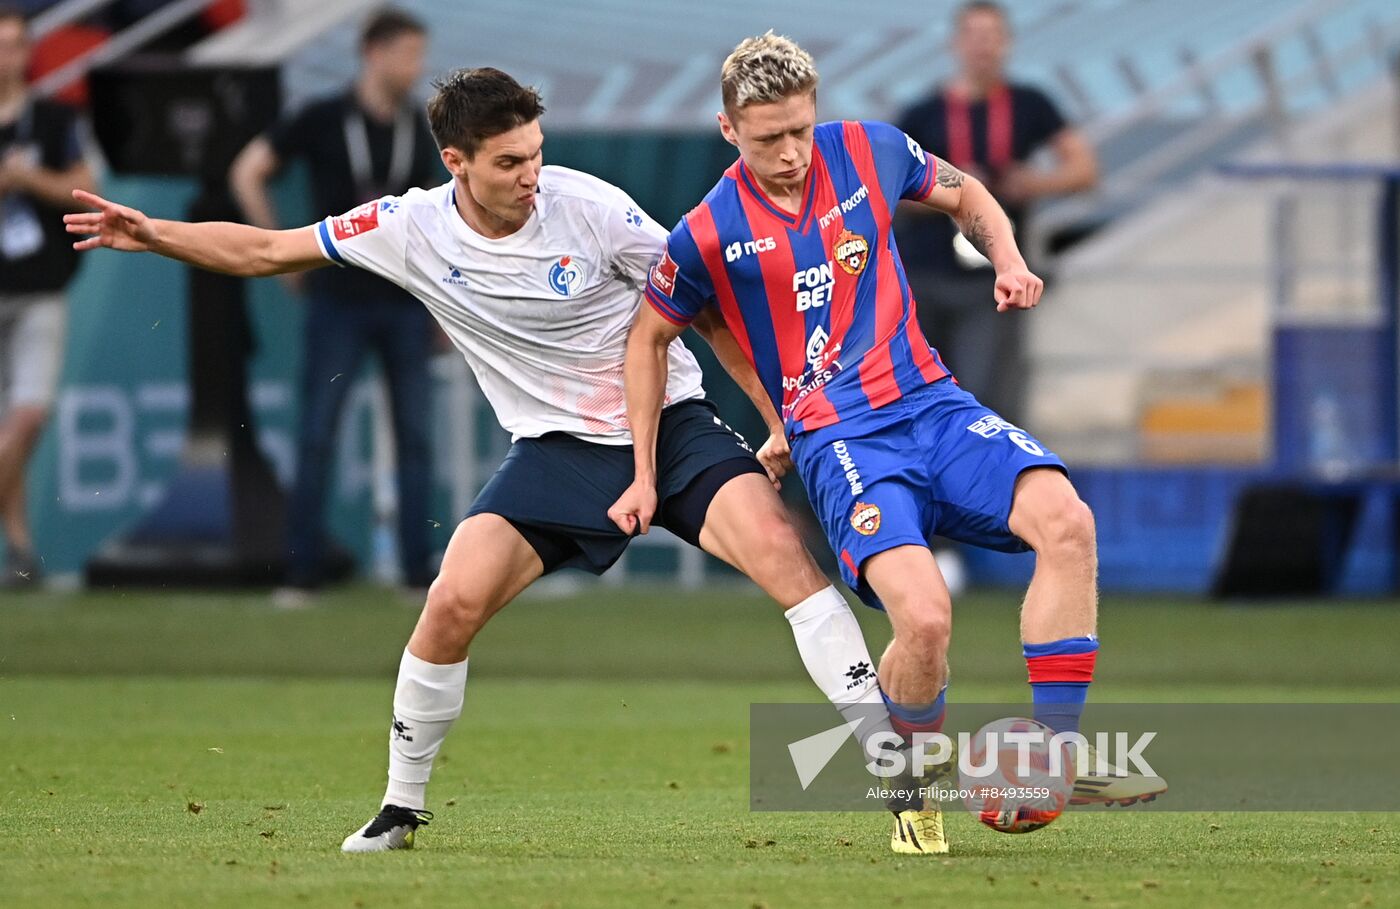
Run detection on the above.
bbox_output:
[880,686,946,745]
[1023,635,1098,735]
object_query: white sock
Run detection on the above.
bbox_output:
[785,586,897,757]
[382,649,469,810]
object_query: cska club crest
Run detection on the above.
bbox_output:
[850,501,881,536]
[834,228,870,276]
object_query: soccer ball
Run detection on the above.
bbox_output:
[959,716,1074,834]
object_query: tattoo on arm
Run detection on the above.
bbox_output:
[959,212,992,256]
[930,156,991,256]
[934,157,965,189]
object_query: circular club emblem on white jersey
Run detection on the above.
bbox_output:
[548,255,585,296]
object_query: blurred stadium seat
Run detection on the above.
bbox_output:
[26,21,108,106]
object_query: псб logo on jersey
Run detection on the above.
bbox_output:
[725,236,776,262]
[850,501,881,536]
[548,255,585,297]
[834,228,869,276]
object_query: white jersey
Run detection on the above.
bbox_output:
[312,165,706,444]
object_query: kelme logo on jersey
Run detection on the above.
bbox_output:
[548,255,585,296]
[834,228,869,276]
[850,501,882,536]
[441,267,469,287]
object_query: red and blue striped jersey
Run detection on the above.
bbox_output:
[645,120,951,435]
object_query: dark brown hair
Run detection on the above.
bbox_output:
[0,4,27,32]
[426,67,545,156]
[359,7,426,52]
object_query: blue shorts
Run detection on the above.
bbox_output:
[790,378,1066,610]
[467,399,764,575]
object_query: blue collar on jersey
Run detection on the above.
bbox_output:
[737,157,822,232]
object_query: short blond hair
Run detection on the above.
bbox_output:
[720,32,819,114]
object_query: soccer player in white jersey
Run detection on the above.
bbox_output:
[67,68,902,853]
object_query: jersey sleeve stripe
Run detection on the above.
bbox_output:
[916,153,937,200]
[645,285,691,325]
[315,219,347,266]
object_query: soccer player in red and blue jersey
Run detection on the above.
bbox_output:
[611,33,1165,854]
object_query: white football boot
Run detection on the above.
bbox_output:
[341,805,434,853]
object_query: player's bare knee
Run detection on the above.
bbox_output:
[721,508,806,578]
[884,586,952,654]
[749,511,805,564]
[898,607,952,658]
[1037,497,1096,563]
[424,578,492,641]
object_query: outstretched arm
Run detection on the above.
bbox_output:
[919,158,1044,312]
[64,189,328,277]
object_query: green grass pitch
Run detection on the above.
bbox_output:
[2,585,1397,907]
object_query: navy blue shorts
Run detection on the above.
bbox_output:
[467,398,764,574]
[790,378,1066,610]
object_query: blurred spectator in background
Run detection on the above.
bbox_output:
[895,0,1096,425]
[0,4,94,587]
[230,8,441,603]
